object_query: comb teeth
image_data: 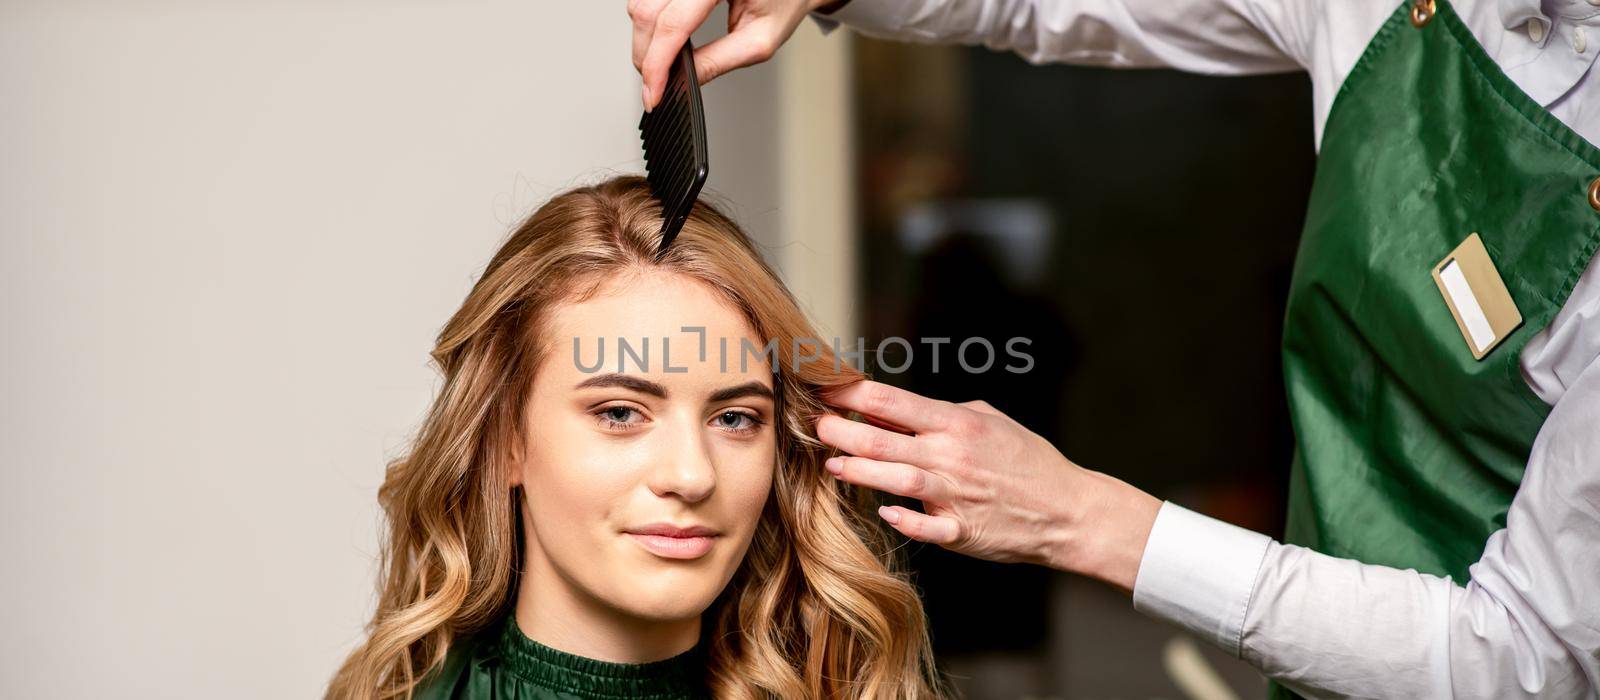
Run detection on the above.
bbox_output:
[639,41,709,255]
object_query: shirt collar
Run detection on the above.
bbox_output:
[1501,0,1551,33]
[1502,0,1600,28]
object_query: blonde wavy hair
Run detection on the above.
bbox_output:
[327,176,945,699]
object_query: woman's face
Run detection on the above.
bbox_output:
[513,269,777,624]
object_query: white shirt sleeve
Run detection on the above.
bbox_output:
[1133,352,1600,698]
[818,0,1313,74]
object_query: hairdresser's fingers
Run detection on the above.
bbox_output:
[816,414,928,466]
[824,456,949,503]
[823,380,961,434]
[640,0,719,110]
[862,413,915,436]
[628,0,672,71]
[877,506,962,546]
[691,19,782,84]
[958,399,1004,417]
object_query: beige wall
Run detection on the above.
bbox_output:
[0,2,841,698]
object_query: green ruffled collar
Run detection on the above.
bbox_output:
[486,616,708,699]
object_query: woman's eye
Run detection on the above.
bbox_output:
[711,410,762,433]
[594,405,644,430]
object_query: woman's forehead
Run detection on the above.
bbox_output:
[536,269,774,389]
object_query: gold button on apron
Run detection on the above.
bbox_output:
[1410,0,1436,27]
[1588,176,1600,212]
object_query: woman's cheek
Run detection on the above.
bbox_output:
[531,426,639,514]
[726,441,777,516]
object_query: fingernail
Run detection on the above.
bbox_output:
[878,506,900,524]
[641,85,651,112]
[825,457,843,475]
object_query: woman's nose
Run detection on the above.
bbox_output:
[645,418,717,503]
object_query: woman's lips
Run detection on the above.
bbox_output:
[624,523,720,560]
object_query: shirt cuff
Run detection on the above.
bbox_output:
[1132,501,1273,657]
[810,1,917,37]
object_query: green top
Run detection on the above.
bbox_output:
[412,616,710,700]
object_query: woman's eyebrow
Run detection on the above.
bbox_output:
[573,373,668,398]
[708,381,775,403]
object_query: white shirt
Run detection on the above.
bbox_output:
[819,1,1600,697]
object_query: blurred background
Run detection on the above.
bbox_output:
[2,2,1311,698]
[851,34,1314,700]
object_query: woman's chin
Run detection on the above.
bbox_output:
[610,584,719,622]
[588,560,725,621]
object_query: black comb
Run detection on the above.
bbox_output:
[639,40,709,257]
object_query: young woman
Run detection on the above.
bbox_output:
[326,176,945,699]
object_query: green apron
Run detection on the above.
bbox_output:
[1273,0,1600,695]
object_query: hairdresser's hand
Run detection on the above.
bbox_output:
[630,0,842,110]
[816,381,1163,592]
